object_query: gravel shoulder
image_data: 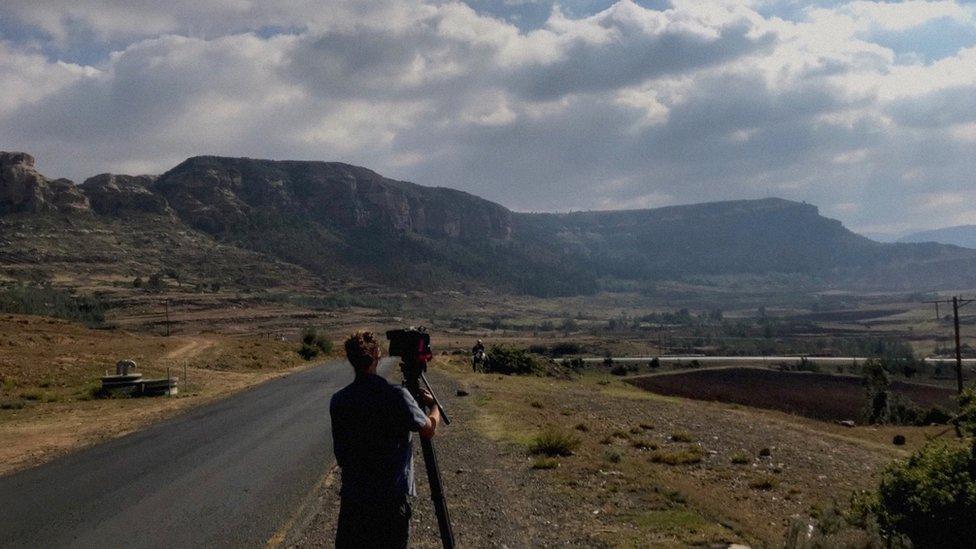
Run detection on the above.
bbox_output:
[293,358,921,547]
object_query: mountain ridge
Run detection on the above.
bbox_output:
[899,225,976,249]
[3,150,976,295]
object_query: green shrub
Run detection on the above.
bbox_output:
[529,428,581,457]
[0,285,110,326]
[297,344,319,361]
[860,388,976,547]
[484,345,548,375]
[298,327,333,360]
[921,405,952,425]
[605,449,622,463]
[550,342,582,356]
[610,364,628,376]
[870,441,976,547]
[563,357,585,370]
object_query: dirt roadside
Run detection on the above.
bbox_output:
[289,359,919,548]
[289,369,604,548]
[0,315,318,476]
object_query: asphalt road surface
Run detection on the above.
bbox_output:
[0,359,385,548]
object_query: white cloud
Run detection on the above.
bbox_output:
[1,0,976,233]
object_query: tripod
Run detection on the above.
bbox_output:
[400,358,456,549]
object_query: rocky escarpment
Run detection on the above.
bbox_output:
[153,156,513,240]
[0,152,90,215]
[82,174,170,216]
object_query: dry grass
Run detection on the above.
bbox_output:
[528,427,581,457]
[0,314,316,475]
[649,446,703,465]
[431,354,926,546]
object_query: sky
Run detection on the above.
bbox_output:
[2,1,976,237]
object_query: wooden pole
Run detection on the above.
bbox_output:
[954,296,964,395]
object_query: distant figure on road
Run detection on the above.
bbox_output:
[330,330,441,549]
[471,339,486,372]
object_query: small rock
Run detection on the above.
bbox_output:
[456,388,469,397]
[839,420,856,428]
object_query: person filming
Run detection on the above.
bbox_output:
[330,330,441,548]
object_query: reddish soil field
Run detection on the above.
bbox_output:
[627,367,957,422]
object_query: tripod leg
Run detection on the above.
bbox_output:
[419,437,456,549]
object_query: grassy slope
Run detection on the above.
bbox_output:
[429,356,936,546]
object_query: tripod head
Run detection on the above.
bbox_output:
[386,326,450,425]
[386,326,432,382]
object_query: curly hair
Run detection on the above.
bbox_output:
[344,330,380,371]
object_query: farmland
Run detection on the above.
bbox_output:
[627,367,957,422]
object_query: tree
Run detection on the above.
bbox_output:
[146,273,165,292]
[863,359,891,424]
[866,387,976,547]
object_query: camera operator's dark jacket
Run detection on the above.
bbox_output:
[330,373,429,503]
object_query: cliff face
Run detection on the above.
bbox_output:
[0,152,90,215]
[5,150,976,295]
[82,174,170,216]
[153,156,513,240]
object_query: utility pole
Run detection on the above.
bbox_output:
[954,297,963,395]
[924,296,973,394]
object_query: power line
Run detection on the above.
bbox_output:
[924,296,974,394]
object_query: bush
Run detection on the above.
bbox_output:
[529,428,581,457]
[863,388,976,547]
[870,441,976,547]
[298,327,333,360]
[922,405,952,425]
[298,344,319,361]
[484,345,547,375]
[0,285,110,326]
[550,342,582,356]
[563,357,585,370]
[610,364,628,376]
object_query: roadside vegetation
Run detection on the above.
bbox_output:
[297,327,334,360]
[0,284,111,326]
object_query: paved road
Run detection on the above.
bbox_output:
[0,359,381,548]
[578,355,976,365]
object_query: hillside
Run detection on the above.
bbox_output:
[3,150,976,296]
[899,225,976,249]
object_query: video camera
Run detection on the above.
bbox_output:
[385,327,433,365]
